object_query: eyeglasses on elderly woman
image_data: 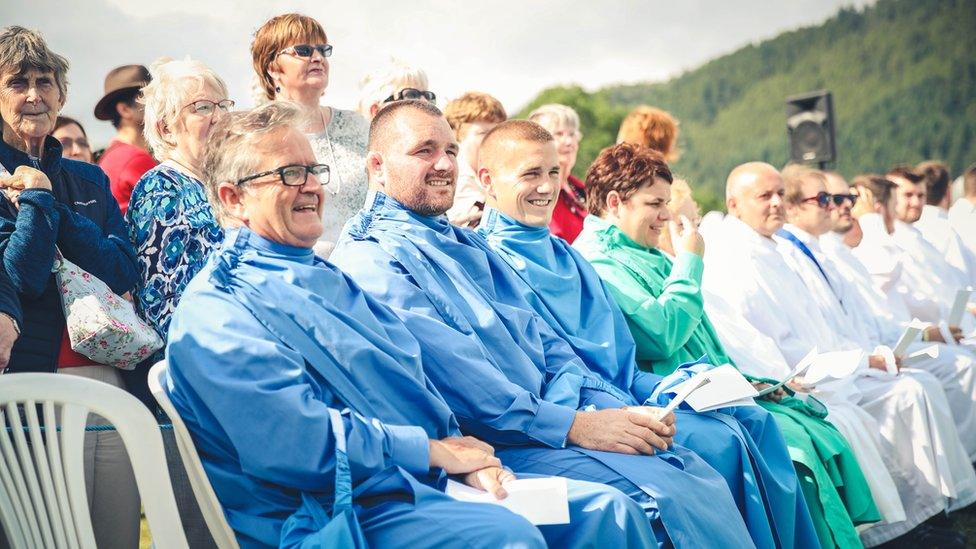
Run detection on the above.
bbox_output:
[384,88,436,103]
[236,163,332,189]
[278,44,333,59]
[183,99,235,116]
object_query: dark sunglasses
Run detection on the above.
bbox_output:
[278,44,333,58]
[800,191,832,208]
[830,193,858,207]
[236,163,331,189]
[384,88,436,103]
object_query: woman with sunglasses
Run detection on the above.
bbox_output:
[252,13,368,256]
[357,59,435,121]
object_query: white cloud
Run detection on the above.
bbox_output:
[1,0,875,147]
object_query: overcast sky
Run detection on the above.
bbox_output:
[2,0,874,147]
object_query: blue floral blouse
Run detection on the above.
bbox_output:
[127,163,223,342]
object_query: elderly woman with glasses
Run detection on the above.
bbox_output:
[127,57,230,364]
[0,26,141,548]
[528,103,586,243]
[251,13,366,256]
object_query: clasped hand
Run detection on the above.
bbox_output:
[0,166,52,210]
[428,436,513,499]
[567,406,675,455]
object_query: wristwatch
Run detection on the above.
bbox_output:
[0,312,19,335]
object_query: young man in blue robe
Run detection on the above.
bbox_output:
[332,100,765,548]
[164,102,656,549]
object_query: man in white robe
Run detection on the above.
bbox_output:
[914,162,976,286]
[703,162,972,547]
[822,172,976,459]
[886,167,975,335]
[948,165,976,260]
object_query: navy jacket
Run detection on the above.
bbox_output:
[0,136,138,373]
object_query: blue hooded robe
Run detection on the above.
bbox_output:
[165,227,656,549]
[478,207,824,549]
[332,192,756,548]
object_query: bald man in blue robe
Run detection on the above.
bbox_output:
[333,100,759,548]
[164,103,656,549]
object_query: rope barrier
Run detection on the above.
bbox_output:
[4,423,173,432]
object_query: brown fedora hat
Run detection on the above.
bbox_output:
[93,64,151,120]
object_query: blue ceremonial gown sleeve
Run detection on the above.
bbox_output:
[335,240,577,448]
[167,287,430,490]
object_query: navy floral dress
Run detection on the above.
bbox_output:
[127,162,223,343]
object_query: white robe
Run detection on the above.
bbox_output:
[823,230,976,459]
[949,198,976,261]
[702,215,964,544]
[915,205,976,286]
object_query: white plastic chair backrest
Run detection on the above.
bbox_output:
[147,361,240,549]
[0,373,188,549]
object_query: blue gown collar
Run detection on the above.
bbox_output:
[364,189,453,235]
[479,207,551,242]
[228,227,317,264]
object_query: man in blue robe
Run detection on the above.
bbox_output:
[164,102,656,549]
[332,100,758,548]
[473,121,833,548]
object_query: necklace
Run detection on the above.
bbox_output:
[166,156,203,182]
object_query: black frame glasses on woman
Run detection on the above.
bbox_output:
[236,163,331,190]
[278,44,333,58]
[183,99,235,116]
[384,88,436,103]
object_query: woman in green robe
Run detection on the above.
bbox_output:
[573,145,880,549]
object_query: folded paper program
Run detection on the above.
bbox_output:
[948,287,974,327]
[801,349,864,386]
[445,477,570,526]
[665,364,759,413]
[757,347,819,397]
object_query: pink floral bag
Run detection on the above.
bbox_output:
[52,251,162,370]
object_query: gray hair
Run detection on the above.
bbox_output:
[201,101,305,223]
[0,26,69,100]
[357,58,429,118]
[527,103,581,136]
[141,56,229,158]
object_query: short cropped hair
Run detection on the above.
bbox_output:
[852,174,897,206]
[965,163,976,198]
[142,56,229,158]
[368,99,444,152]
[527,104,581,136]
[201,102,304,222]
[251,14,327,102]
[54,116,87,138]
[917,160,951,205]
[585,142,673,217]
[616,105,679,160]
[357,59,429,117]
[885,165,924,185]
[0,26,69,103]
[478,120,553,168]
[443,92,507,138]
[781,164,827,205]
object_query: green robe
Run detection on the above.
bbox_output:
[574,215,880,549]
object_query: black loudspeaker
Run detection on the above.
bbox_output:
[785,90,836,165]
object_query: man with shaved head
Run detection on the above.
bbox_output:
[704,162,975,547]
[332,102,760,547]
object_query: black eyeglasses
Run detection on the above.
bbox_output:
[278,44,333,59]
[830,193,858,207]
[182,99,235,116]
[800,191,832,208]
[236,163,331,188]
[384,88,436,103]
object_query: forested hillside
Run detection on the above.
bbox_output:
[518,0,976,211]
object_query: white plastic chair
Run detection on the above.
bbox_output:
[147,361,240,549]
[0,373,188,549]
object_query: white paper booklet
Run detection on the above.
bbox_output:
[757,347,818,397]
[893,318,928,357]
[948,288,974,327]
[665,364,759,413]
[445,477,570,525]
[901,344,940,367]
[802,349,864,386]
